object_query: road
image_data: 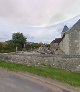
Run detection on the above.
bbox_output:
[0,69,79,92]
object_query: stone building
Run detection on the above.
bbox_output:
[50,38,62,51]
[51,19,80,55]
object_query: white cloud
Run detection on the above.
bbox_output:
[0,0,80,26]
[0,0,80,43]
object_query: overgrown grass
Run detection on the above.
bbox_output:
[0,60,80,86]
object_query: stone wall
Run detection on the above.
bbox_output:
[60,23,80,55]
[59,34,69,55]
[0,53,80,72]
[50,43,59,51]
[69,29,79,55]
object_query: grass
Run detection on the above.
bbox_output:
[0,60,80,86]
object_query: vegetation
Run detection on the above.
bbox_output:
[25,42,41,50]
[0,60,80,86]
[0,42,16,53]
[12,32,27,50]
[0,32,44,52]
[0,32,27,52]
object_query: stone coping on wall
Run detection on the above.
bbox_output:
[61,55,80,58]
[1,53,80,58]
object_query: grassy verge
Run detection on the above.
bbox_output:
[0,60,80,86]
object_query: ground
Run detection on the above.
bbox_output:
[0,68,79,92]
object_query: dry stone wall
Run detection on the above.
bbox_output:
[0,53,80,72]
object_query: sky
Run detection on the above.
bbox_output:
[0,0,80,43]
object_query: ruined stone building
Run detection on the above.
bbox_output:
[50,19,80,55]
[50,38,62,51]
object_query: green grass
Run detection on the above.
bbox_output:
[0,60,80,86]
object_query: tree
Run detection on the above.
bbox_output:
[0,41,15,53]
[25,42,41,50]
[4,41,15,51]
[12,32,27,50]
[0,42,3,51]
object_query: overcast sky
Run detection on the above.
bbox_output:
[0,0,80,43]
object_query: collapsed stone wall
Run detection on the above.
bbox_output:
[0,53,80,72]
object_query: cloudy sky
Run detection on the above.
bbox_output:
[0,0,80,43]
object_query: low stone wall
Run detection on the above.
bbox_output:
[0,53,80,72]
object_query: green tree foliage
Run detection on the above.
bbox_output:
[25,42,41,50]
[0,32,27,53]
[0,42,3,51]
[4,41,15,51]
[0,41,16,53]
[12,32,27,50]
